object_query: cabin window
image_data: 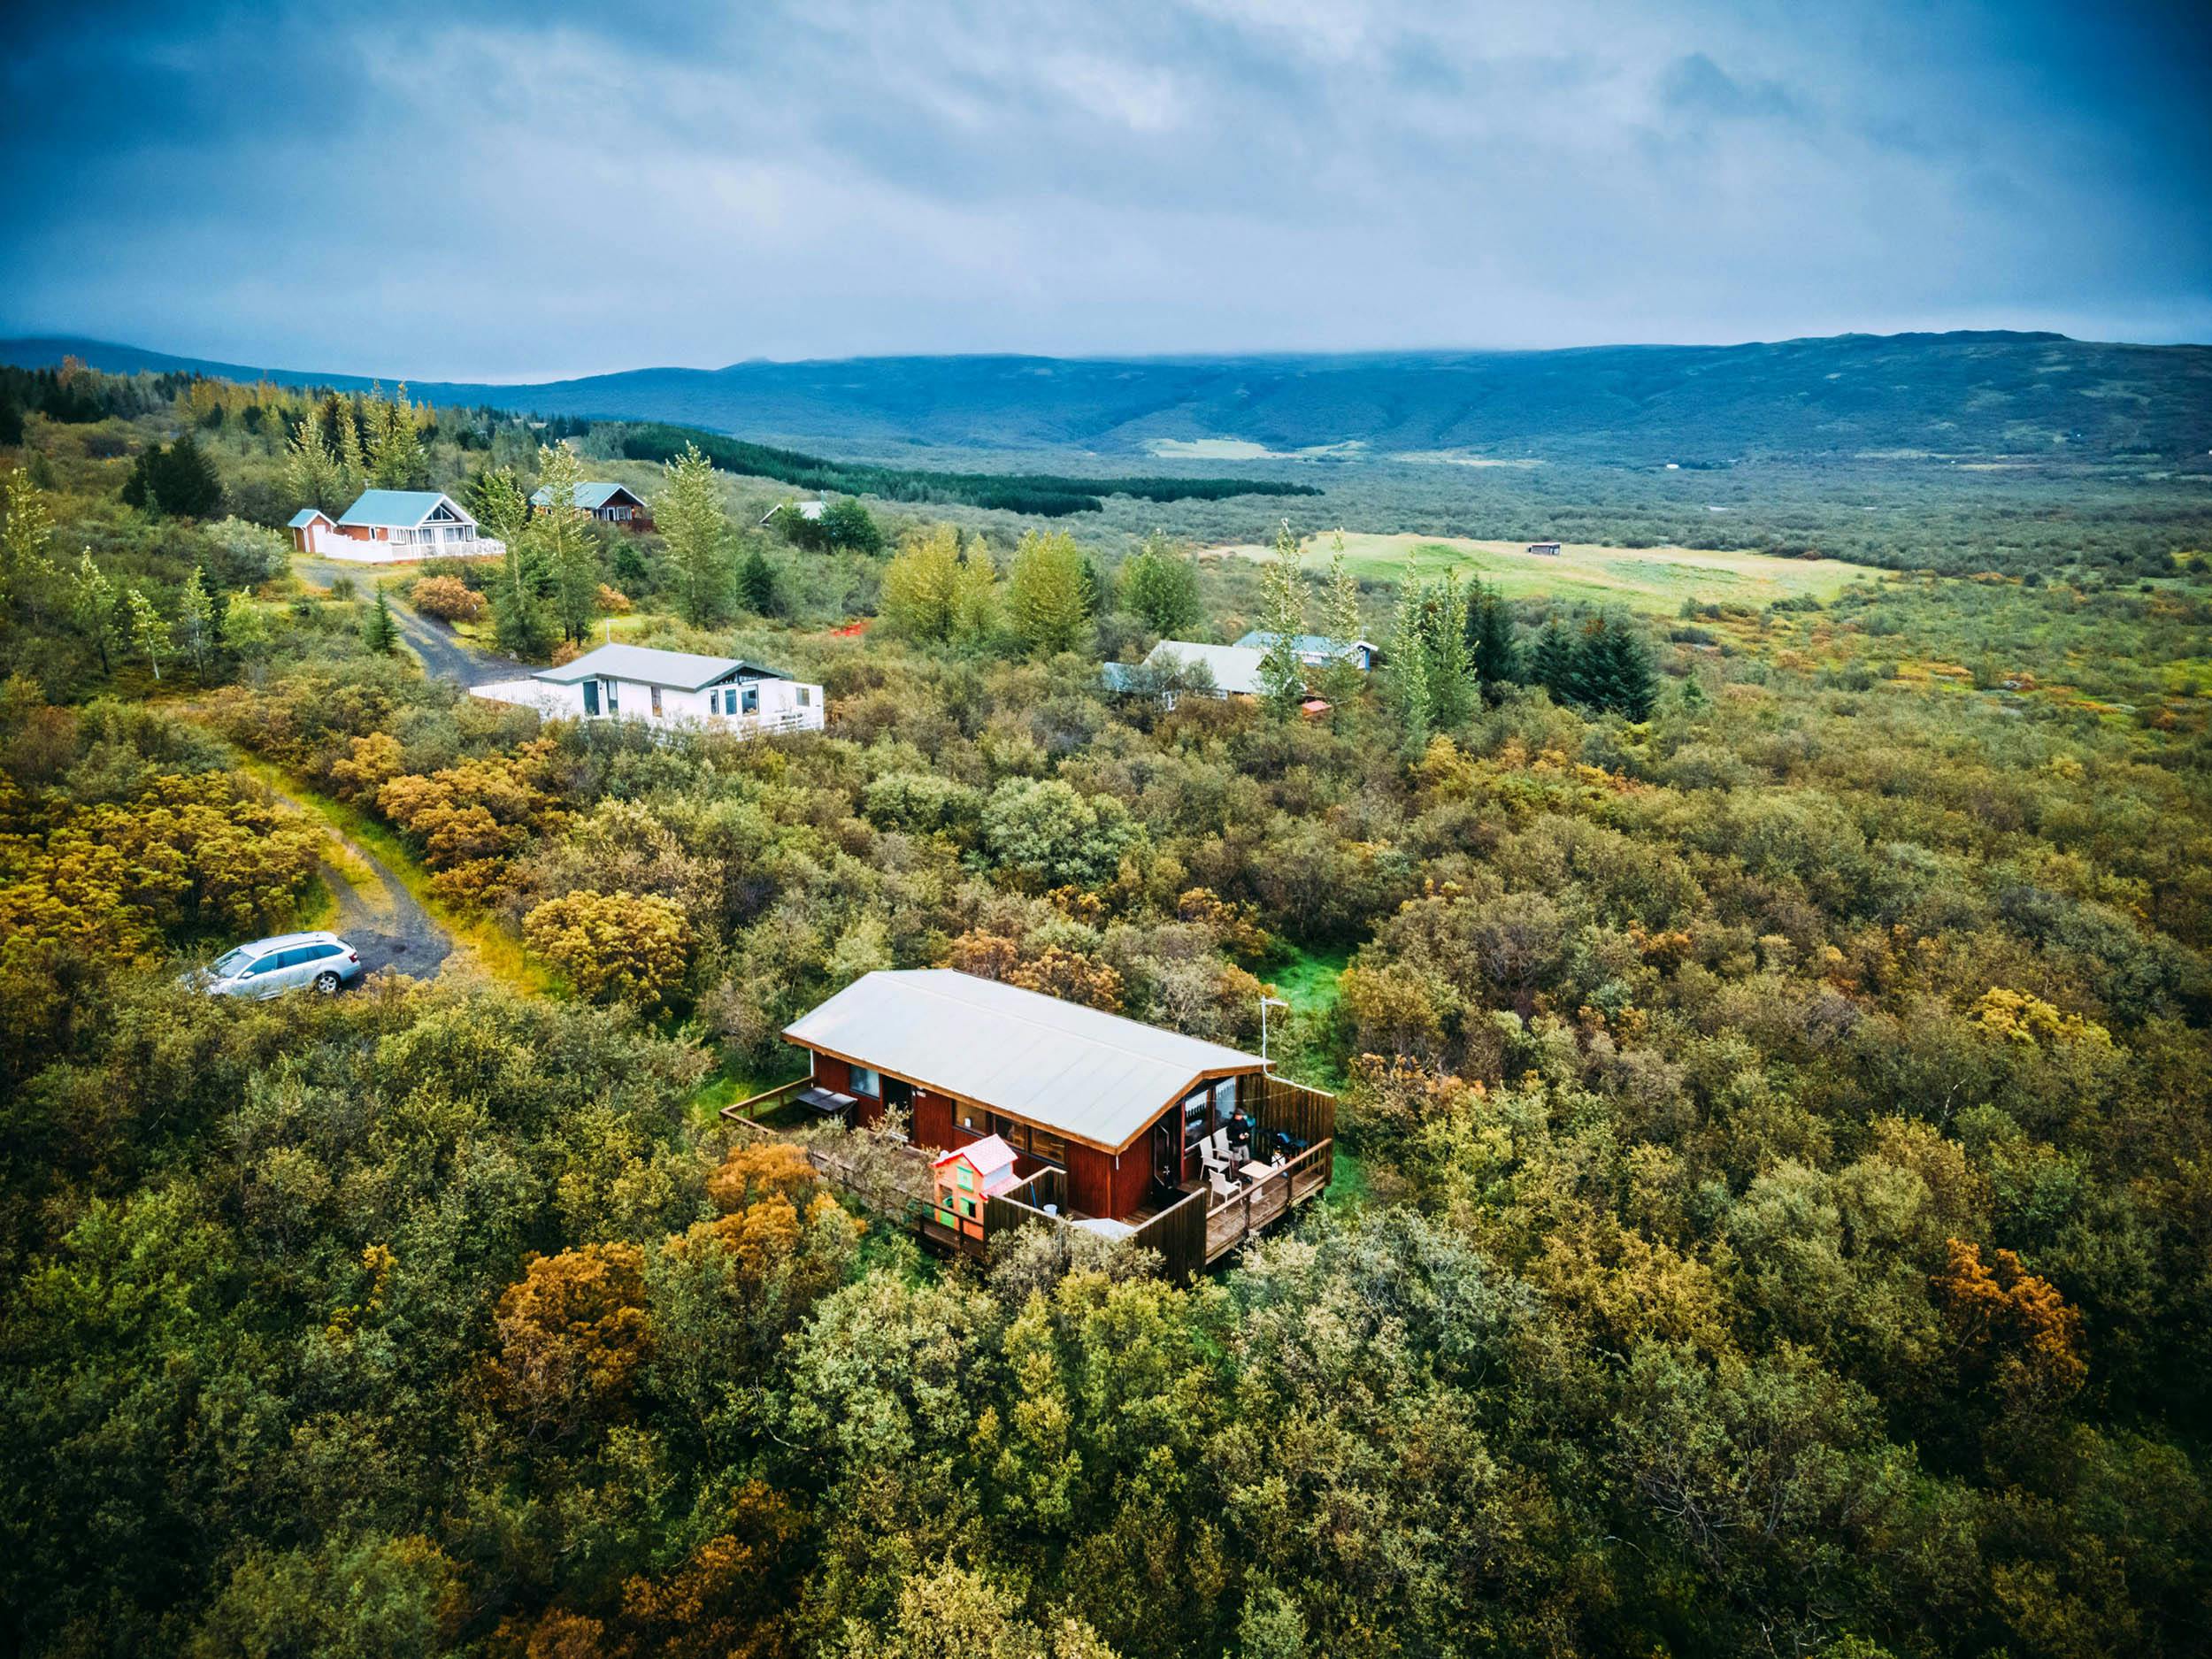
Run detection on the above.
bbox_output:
[797,687,812,708]
[742,684,760,715]
[603,680,619,713]
[649,686,664,717]
[1026,1126,1068,1165]
[956,1107,983,1134]
[849,1064,880,1097]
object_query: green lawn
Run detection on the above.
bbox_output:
[1270,942,1351,1017]
[1212,529,1886,613]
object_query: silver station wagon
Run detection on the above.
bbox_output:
[188,931,365,998]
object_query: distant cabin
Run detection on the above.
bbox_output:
[469,642,824,738]
[1102,639,1268,704]
[760,499,826,528]
[289,490,502,563]
[1526,541,1563,557]
[1233,631,1376,672]
[532,480,653,529]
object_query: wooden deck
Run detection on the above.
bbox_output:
[724,1072,1337,1281]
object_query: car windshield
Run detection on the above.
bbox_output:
[211,947,257,976]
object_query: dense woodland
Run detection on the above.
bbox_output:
[4,364,2211,1657]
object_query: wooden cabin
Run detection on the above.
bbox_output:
[779,970,1334,1236]
[533,480,654,529]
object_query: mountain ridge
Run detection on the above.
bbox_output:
[4,330,2207,464]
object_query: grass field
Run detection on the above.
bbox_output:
[1210,530,1887,612]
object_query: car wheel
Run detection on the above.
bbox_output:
[313,971,342,995]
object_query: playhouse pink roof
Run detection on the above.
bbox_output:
[933,1133,1021,1187]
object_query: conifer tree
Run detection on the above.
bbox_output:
[533,444,600,646]
[365,384,427,489]
[285,412,341,511]
[363,583,400,656]
[737,542,777,615]
[1256,519,1309,711]
[331,395,366,492]
[657,442,731,626]
[1531,616,1578,703]
[1425,568,1476,729]
[1465,578,1520,695]
[1318,534,1366,712]
[1390,577,1431,753]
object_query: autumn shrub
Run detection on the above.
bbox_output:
[408,574,486,623]
[524,888,691,1005]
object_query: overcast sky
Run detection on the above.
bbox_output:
[4,0,2208,380]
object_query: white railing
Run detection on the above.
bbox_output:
[307,527,505,561]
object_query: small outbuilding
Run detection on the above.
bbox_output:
[932,1134,1025,1241]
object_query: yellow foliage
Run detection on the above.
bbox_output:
[1970,987,2112,1050]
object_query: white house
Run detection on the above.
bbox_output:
[1101,639,1267,702]
[289,490,504,563]
[759,499,826,528]
[1233,631,1377,672]
[470,643,826,739]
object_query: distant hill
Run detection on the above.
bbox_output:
[5,331,2208,463]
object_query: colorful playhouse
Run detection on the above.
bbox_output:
[932,1134,1025,1241]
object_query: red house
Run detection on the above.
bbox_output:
[780,970,1329,1225]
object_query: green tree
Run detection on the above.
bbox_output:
[364,384,427,489]
[737,542,778,615]
[1007,529,1089,656]
[819,496,884,553]
[68,551,119,673]
[176,565,216,678]
[363,584,401,656]
[1574,614,1657,719]
[981,777,1143,887]
[2,466,56,622]
[881,524,968,642]
[121,434,223,518]
[1530,616,1577,702]
[1256,519,1308,711]
[1425,568,1475,729]
[223,588,271,679]
[125,587,170,680]
[1119,529,1202,637]
[657,442,731,626]
[285,411,342,511]
[532,444,600,646]
[329,394,366,491]
[1464,577,1520,696]
[1390,576,1431,751]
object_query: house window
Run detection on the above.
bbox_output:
[741,684,759,715]
[649,686,663,717]
[849,1065,880,1097]
[603,680,619,713]
[720,687,738,715]
[1027,1125,1068,1165]
[797,687,812,708]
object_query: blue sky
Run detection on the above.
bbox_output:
[4,0,2208,379]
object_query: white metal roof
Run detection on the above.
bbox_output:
[1144,640,1268,696]
[785,970,1262,1152]
[534,642,790,690]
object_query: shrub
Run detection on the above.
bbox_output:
[410,574,486,623]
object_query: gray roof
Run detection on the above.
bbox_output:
[1145,640,1266,695]
[337,489,470,528]
[534,642,791,690]
[531,481,645,511]
[785,970,1262,1151]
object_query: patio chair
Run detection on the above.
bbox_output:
[1209,1170,1238,1202]
[1204,1128,1233,1164]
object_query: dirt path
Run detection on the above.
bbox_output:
[295,555,526,687]
[315,831,454,982]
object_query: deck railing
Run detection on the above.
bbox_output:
[1203,1137,1333,1264]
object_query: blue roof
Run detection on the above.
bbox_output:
[288,507,332,527]
[337,489,463,528]
[530,481,641,511]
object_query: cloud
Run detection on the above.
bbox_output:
[1,0,2206,375]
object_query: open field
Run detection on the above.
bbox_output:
[1206,529,1889,611]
